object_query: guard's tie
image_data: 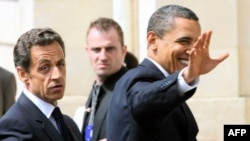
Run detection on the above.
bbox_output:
[84,85,101,141]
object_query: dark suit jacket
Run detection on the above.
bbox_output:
[0,67,16,117]
[82,67,127,141]
[0,93,82,141]
[107,59,198,141]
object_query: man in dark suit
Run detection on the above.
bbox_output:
[0,28,81,141]
[80,17,127,141]
[0,67,16,117]
[107,4,229,141]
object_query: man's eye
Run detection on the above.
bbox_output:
[41,66,49,71]
[106,47,115,52]
[179,40,190,45]
[92,48,101,52]
[59,62,65,66]
[39,65,50,73]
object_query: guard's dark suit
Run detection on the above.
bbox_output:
[82,67,127,141]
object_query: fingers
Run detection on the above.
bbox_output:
[202,30,229,64]
[188,34,204,62]
[192,36,203,58]
[193,35,203,50]
[217,52,230,62]
[204,30,212,49]
[192,30,212,59]
[192,32,207,56]
[195,30,212,50]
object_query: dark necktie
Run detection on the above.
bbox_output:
[84,85,101,141]
[52,107,72,141]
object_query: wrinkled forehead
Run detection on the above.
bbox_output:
[30,42,65,63]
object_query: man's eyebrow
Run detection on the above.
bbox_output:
[38,59,51,64]
[106,46,115,48]
[176,36,192,41]
[38,58,65,64]
[58,58,65,63]
[90,46,101,49]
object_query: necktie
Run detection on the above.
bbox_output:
[85,85,101,141]
[52,107,72,141]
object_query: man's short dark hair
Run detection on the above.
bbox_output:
[147,4,199,39]
[13,27,65,72]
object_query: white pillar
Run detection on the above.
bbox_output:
[138,0,156,61]
[113,0,134,52]
[19,0,34,33]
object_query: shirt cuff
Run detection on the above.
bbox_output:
[177,68,199,95]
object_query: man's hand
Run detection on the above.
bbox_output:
[99,138,107,141]
[183,30,229,84]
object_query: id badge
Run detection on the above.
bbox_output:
[85,125,93,141]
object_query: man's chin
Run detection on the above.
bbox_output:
[47,93,64,100]
[97,71,110,77]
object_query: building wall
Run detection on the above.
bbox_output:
[33,0,114,116]
[0,0,249,141]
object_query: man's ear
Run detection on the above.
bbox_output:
[85,46,88,52]
[147,31,158,49]
[16,66,29,84]
[122,45,127,56]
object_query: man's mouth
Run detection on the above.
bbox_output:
[98,63,109,69]
[179,59,188,66]
[49,84,62,88]
[49,84,64,91]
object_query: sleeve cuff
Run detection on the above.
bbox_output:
[177,68,199,95]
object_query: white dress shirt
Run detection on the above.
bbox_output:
[23,87,58,131]
[146,57,199,95]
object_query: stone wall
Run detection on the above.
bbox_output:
[0,0,249,140]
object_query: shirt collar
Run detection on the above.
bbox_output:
[146,57,169,77]
[23,87,55,119]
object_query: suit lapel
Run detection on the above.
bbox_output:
[42,119,64,141]
[83,67,127,140]
[92,89,112,140]
[81,91,92,134]
[18,93,63,141]
[64,115,82,141]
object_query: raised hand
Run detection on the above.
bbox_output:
[183,30,229,84]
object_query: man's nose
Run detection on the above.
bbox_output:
[51,67,62,79]
[185,45,193,54]
[188,45,193,50]
[99,49,108,59]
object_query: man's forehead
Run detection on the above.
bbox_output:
[30,46,64,63]
[87,39,120,49]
